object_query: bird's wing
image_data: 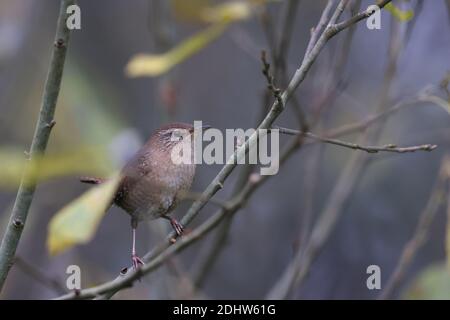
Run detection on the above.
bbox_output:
[114,149,151,205]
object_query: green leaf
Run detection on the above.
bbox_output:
[125,22,229,77]
[385,3,414,22]
[402,263,450,299]
[46,175,121,256]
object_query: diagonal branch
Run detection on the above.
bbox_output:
[276,126,437,154]
[0,0,75,292]
[378,158,450,299]
[304,0,337,58]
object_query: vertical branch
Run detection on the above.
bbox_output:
[0,0,74,292]
[148,0,178,120]
[14,256,66,295]
[379,158,450,299]
[275,0,308,129]
[266,150,368,299]
[304,0,337,59]
[297,0,360,250]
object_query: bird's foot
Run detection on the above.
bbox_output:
[132,254,145,270]
[170,218,184,236]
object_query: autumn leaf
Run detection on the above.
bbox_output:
[403,263,450,299]
[126,22,228,77]
[125,1,262,77]
[200,1,253,23]
[170,0,211,23]
[0,146,113,189]
[385,3,414,22]
[47,175,121,256]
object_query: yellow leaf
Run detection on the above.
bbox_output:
[201,1,252,23]
[170,0,268,23]
[47,175,121,256]
[403,263,450,299]
[125,0,272,77]
[385,3,414,22]
[125,22,228,77]
[170,0,211,23]
[0,149,28,188]
[0,146,113,189]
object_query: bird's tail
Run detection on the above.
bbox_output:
[79,176,105,185]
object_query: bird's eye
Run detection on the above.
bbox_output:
[171,130,182,140]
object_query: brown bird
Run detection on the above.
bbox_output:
[81,122,208,269]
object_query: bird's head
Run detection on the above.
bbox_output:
[153,123,211,164]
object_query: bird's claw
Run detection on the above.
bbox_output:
[132,254,145,270]
[170,218,184,237]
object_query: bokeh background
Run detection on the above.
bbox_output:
[0,0,450,299]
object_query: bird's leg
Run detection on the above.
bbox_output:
[162,216,184,236]
[131,219,144,270]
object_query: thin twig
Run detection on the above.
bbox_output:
[181,192,230,210]
[266,149,369,299]
[14,256,66,295]
[321,95,441,140]
[261,50,284,111]
[276,126,437,154]
[0,0,74,292]
[379,158,450,299]
[275,0,301,71]
[404,0,424,45]
[274,0,308,129]
[304,0,337,58]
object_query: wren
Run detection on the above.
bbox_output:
[81,122,208,269]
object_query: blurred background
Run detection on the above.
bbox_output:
[0,0,450,299]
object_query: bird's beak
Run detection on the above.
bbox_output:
[190,124,211,133]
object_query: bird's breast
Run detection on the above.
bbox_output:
[115,160,195,222]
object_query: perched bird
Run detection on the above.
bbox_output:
[81,122,207,269]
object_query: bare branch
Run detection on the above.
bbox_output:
[0,0,75,292]
[304,0,337,58]
[379,158,450,299]
[261,50,284,110]
[14,257,66,295]
[276,126,437,154]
